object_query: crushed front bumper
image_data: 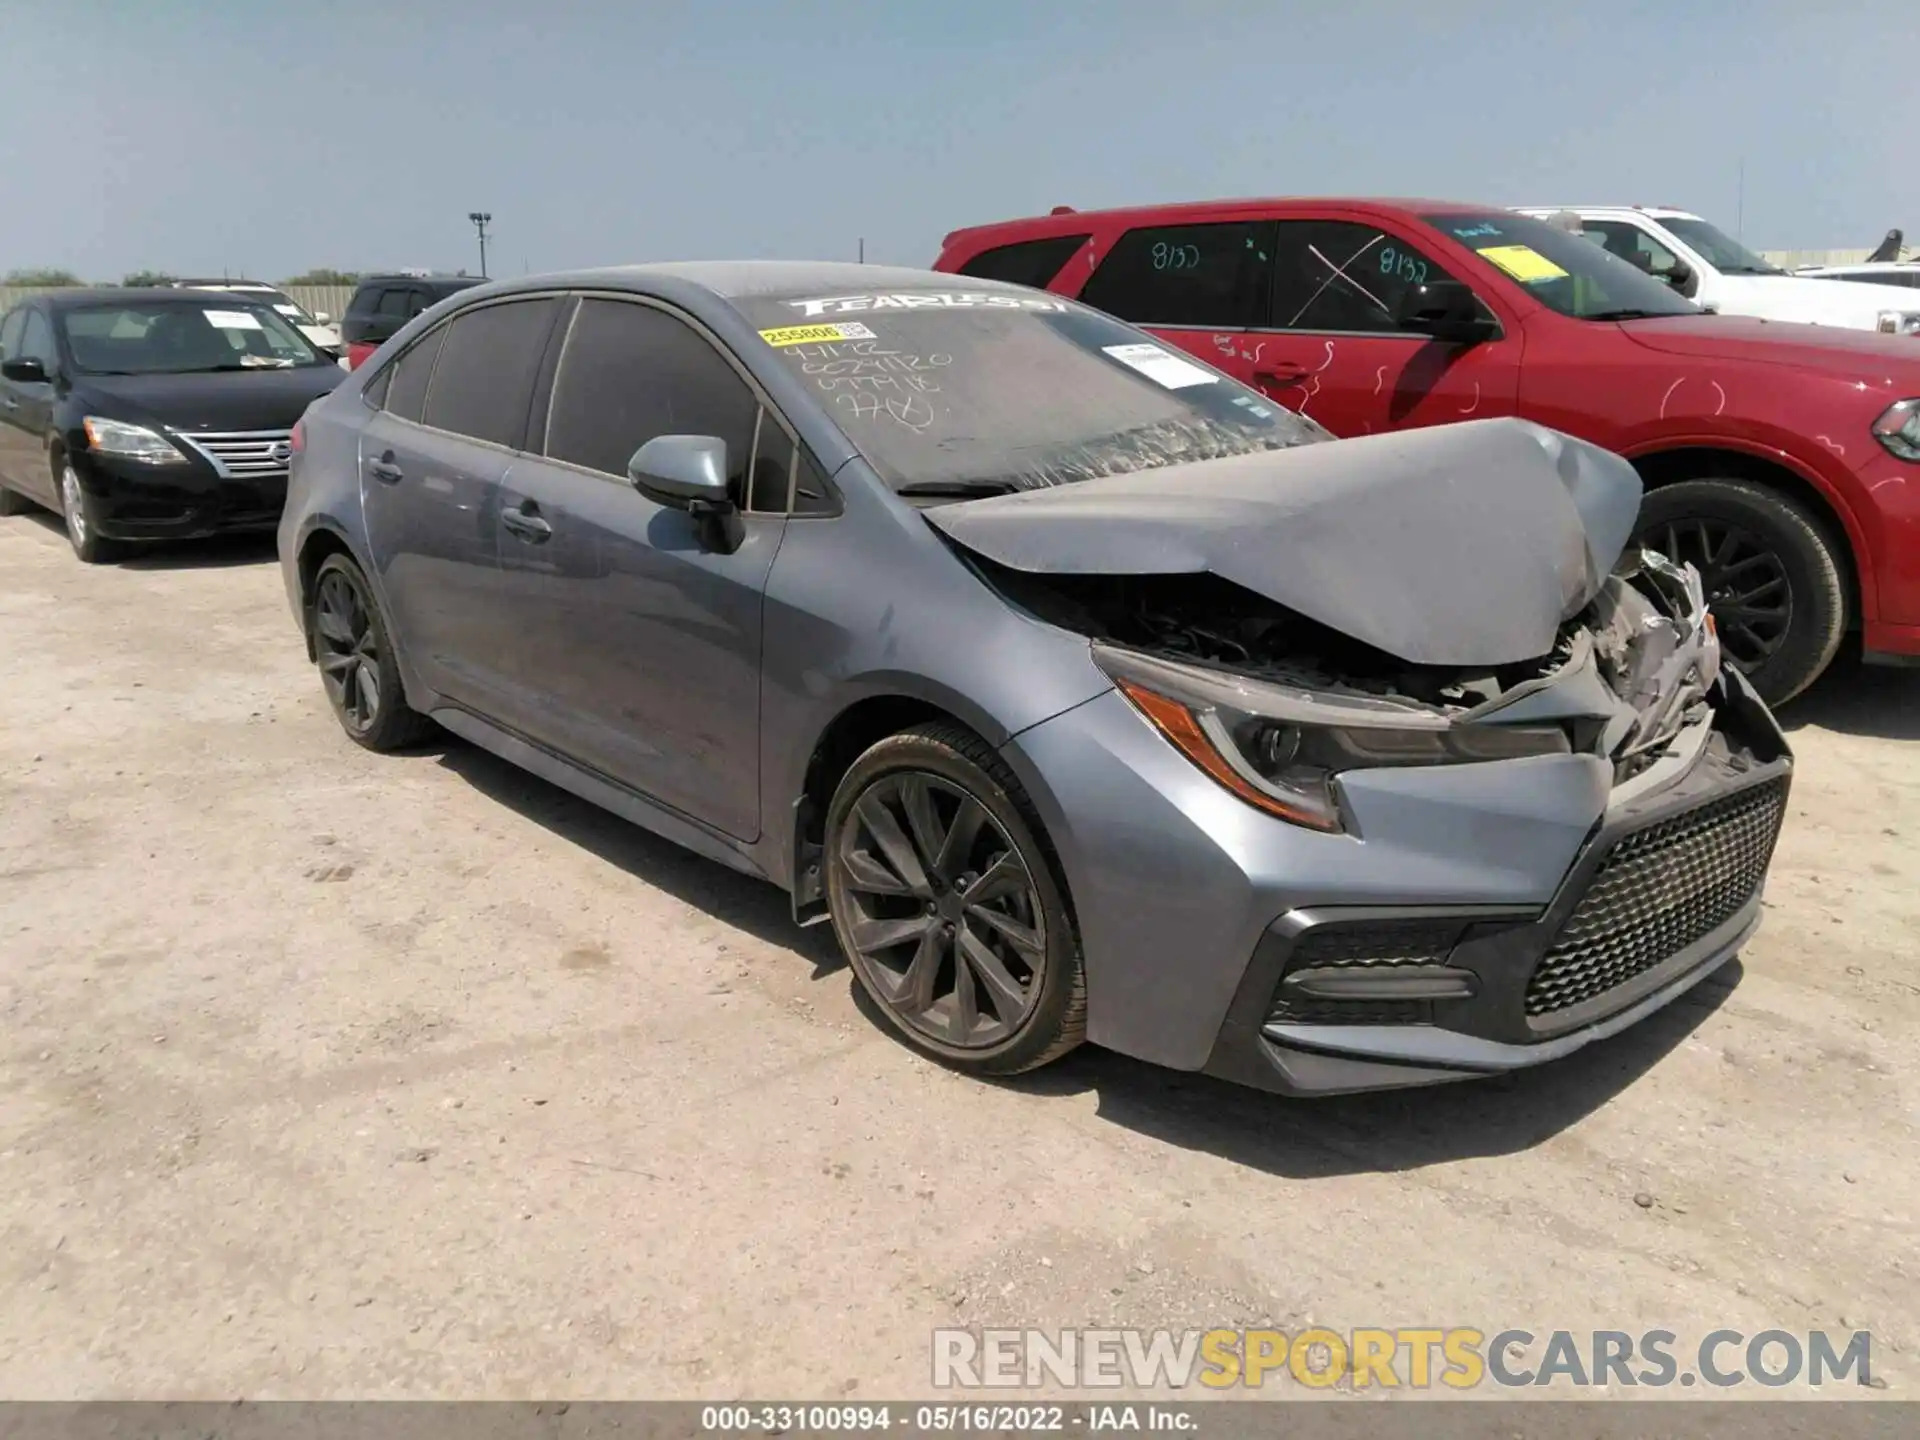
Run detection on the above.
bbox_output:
[1203,673,1789,1095]
[1004,663,1790,1098]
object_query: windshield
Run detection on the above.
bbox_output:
[62,301,326,374]
[1422,213,1702,321]
[1658,217,1784,276]
[739,291,1328,495]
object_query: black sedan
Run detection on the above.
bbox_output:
[0,288,343,562]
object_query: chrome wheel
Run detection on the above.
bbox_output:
[314,569,384,734]
[834,771,1047,1049]
[60,465,87,549]
[1647,517,1791,671]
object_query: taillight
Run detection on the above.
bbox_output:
[290,419,306,454]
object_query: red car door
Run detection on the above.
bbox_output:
[1243,216,1526,439]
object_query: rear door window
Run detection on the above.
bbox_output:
[1078,220,1276,328]
[0,308,24,358]
[956,235,1088,289]
[419,298,562,449]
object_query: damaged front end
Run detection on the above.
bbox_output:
[972,545,1731,834]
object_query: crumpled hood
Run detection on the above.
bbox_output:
[925,418,1643,668]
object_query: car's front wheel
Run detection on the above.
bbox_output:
[309,553,436,752]
[825,722,1086,1076]
[1634,478,1847,707]
[58,461,122,564]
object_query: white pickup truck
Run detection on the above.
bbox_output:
[1513,206,1920,337]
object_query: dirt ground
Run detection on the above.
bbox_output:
[1,509,1916,1401]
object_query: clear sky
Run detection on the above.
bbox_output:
[4,0,1914,282]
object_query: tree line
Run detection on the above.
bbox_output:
[4,267,365,287]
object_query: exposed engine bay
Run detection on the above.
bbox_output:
[969,545,1723,775]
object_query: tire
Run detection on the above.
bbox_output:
[56,460,124,564]
[309,553,437,752]
[825,721,1086,1077]
[1635,478,1846,707]
[0,483,33,517]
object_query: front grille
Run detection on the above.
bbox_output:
[1525,778,1788,1019]
[176,429,293,480]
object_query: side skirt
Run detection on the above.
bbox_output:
[428,705,774,885]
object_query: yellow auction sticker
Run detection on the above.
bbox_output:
[1477,245,1568,283]
[759,322,877,347]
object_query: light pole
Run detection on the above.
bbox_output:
[468,212,492,278]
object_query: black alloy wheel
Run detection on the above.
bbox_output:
[826,724,1084,1074]
[1646,515,1791,670]
[1634,478,1847,707]
[310,554,435,751]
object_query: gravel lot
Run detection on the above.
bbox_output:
[1,510,1916,1400]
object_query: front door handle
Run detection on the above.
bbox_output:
[368,456,404,484]
[500,504,552,543]
[1254,362,1308,383]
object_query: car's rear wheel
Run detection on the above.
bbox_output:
[310,553,436,752]
[825,722,1086,1076]
[1634,478,1846,707]
[58,461,122,564]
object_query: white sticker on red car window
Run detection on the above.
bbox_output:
[203,309,263,330]
[1101,342,1218,390]
[784,292,1069,318]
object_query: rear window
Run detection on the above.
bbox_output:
[955,235,1088,289]
[738,288,1325,495]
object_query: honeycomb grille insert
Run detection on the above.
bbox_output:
[1526,778,1787,1019]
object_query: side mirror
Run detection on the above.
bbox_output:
[628,434,742,552]
[1,357,48,384]
[1394,281,1496,345]
[1667,260,1699,298]
[314,311,332,325]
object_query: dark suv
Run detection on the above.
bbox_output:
[339,274,480,371]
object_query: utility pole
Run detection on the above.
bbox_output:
[1736,159,1745,240]
[468,212,492,278]
[857,237,865,263]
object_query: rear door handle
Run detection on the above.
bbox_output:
[500,503,552,543]
[368,457,404,484]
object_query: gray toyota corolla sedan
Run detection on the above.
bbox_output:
[278,261,1792,1096]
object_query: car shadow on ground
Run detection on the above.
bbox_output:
[431,738,846,977]
[993,965,1736,1179]
[1779,653,1920,741]
[430,730,1736,1177]
[11,508,279,570]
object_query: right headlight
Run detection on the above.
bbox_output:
[1872,398,1920,461]
[82,416,187,465]
[1094,643,1570,834]
[1875,310,1920,337]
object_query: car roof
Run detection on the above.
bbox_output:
[460,260,1036,305]
[173,278,278,288]
[37,287,291,311]
[941,197,1495,246]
